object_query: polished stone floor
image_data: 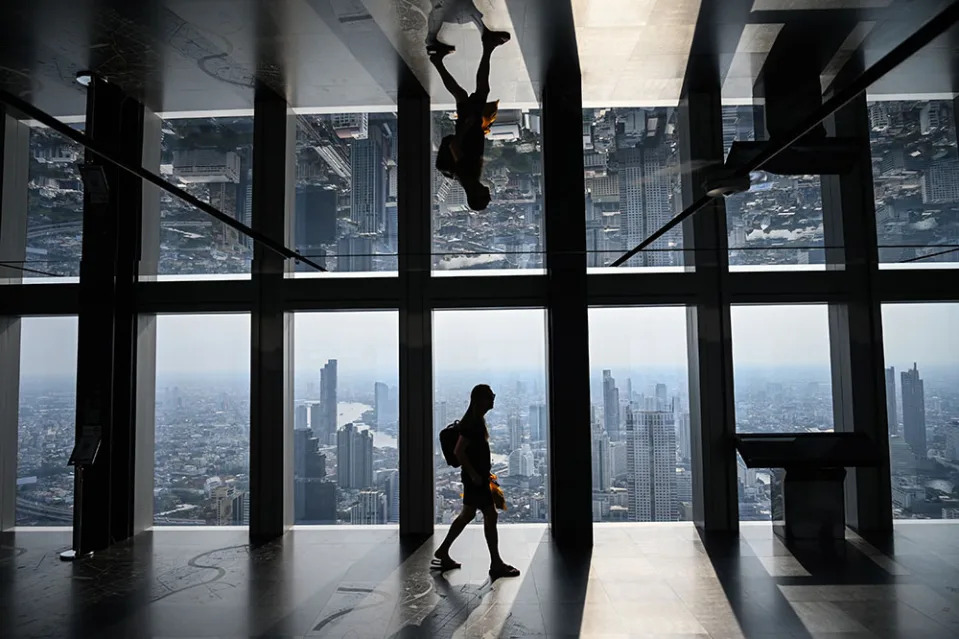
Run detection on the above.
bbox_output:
[1,522,958,638]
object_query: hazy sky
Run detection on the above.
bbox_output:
[14,303,959,378]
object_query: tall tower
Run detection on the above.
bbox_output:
[336,423,373,489]
[885,366,898,435]
[320,359,338,444]
[617,109,677,268]
[592,425,611,492]
[350,120,387,235]
[603,370,621,441]
[901,363,926,458]
[529,403,548,442]
[625,410,677,522]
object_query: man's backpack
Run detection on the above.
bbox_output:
[439,421,462,467]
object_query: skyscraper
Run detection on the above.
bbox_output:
[295,186,337,253]
[617,109,677,268]
[508,445,535,478]
[352,490,387,525]
[295,404,308,430]
[337,423,373,489]
[625,410,677,522]
[508,414,523,452]
[885,366,898,435]
[603,370,621,440]
[529,403,548,442]
[319,359,338,444]
[592,426,611,491]
[350,121,387,235]
[374,382,396,428]
[655,383,668,411]
[901,363,926,458]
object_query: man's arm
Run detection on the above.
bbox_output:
[454,435,484,485]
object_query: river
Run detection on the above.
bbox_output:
[337,401,507,464]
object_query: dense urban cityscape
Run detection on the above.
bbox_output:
[16,345,958,526]
[11,99,959,525]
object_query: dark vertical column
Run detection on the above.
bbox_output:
[679,60,738,535]
[822,93,892,536]
[542,14,591,548]
[73,77,145,552]
[397,69,433,537]
[0,112,29,530]
[1,112,29,283]
[249,86,295,543]
[133,111,161,533]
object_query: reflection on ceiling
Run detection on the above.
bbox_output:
[573,0,701,106]
[0,0,955,118]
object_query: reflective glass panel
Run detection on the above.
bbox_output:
[583,108,686,271]
[882,303,959,519]
[294,113,398,275]
[588,307,691,522]
[431,110,545,273]
[293,312,398,524]
[722,106,827,271]
[16,317,78,525]
[433,309,548,523]
[153,314,250,526]
[868,100,959,268]
[150,117,254,280]
[731,304,834,521]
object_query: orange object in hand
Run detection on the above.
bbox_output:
[489,473,506,511]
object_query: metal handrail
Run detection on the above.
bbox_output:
[0,89,326,272]
[611,1,959,268]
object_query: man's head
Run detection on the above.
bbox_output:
[470,384,495,414]
[464,181,491,211]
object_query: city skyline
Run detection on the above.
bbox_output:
[17,303,959,378]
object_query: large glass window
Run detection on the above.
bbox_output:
[149,117,254,280]
[431,110,544,273]
[588,307,691,522]
[730,304,835,521]
[433,309,548,523]
[16,317,78,525]
[722,105,827,271]
[153,314,250,526]
[882,303,959,520]
[293,312,398,524]
[583,108,685,271]
[867,100,959,268]
[294,112,398,275]
[25,124,85,283]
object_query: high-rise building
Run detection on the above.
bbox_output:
[885,366,898,435]
[508,414,523,452]
[677,411,691,461]
[351,121,387,234]
[508,445,535,478]
[374,382,396,428]
[947,421,959,462]
[625,410,678,522]
[295,404,308,430]
[295,186,337,253]
[901,363,926,458]
[337,423,373,489]
[528,403,548,442]
[336,235,373,272]
[921,158,959,203]
[172,149,241,183]
[603,370,621,440]
[434,401,448,437]
[384,470,400,523]
[352,490,387,525]
[310,402,323,432]
[319,359,338,444]
[592,426,611,491]
[655,383,668,411]
[617,109,677,268]
[332,113,369,140]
